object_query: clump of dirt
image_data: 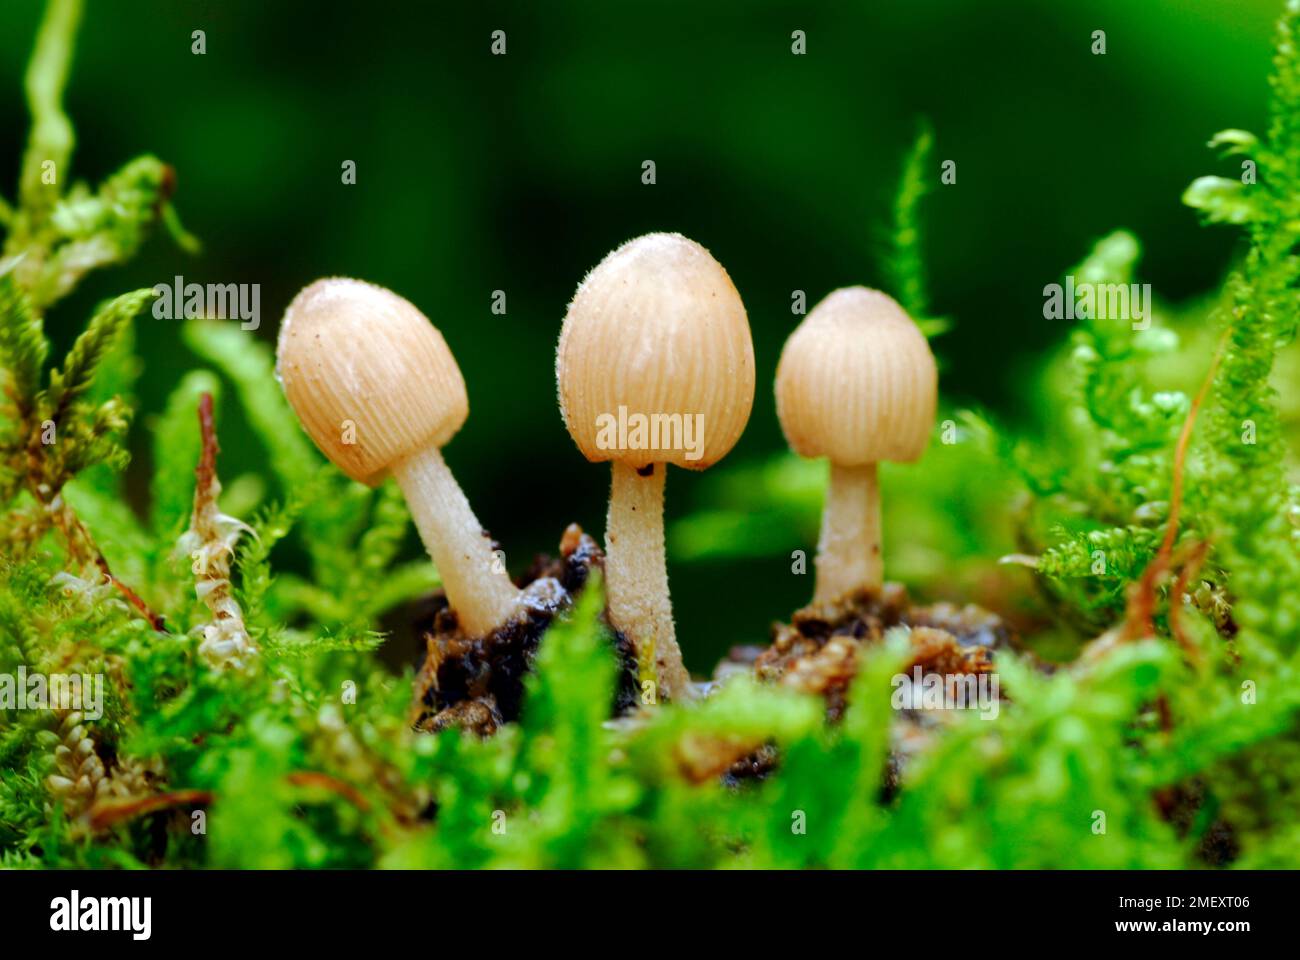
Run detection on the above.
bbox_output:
[714,583,1017,788]
[412,547,1015,798]
[743,583,1011,719]
[410,523,639,735]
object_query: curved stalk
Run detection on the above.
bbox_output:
[393,445,520,636]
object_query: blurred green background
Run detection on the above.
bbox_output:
[0,0,1280,671]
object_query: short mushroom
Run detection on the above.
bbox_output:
[775,287,936,604]
[557,233,755,702]
[277,277,521,637]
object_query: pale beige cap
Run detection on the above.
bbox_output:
[556,233,755,470]
[276,278,468,485]
[775,287,936,465]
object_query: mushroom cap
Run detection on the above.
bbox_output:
[276,278,468,486]
[556,233,755,470]
[775,287,936,465]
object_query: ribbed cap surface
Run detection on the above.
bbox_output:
[277,278,468,485]
[775,287,936,465]
[556,233,754,470]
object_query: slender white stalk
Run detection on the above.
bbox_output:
[393,445,520,636]
[814,462,882,603]
[605,460,694,702]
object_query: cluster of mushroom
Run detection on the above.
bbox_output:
[275,233,936,706]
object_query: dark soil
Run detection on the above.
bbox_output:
[410,524,639,735]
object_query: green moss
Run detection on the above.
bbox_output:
[0,0,1298,870]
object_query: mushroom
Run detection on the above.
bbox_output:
[775,287,936,604]
[277,278,521,637]
[556,233,755,702]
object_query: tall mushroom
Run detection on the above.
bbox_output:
[775,287,936,604]
[277,277,521,637]
[556,233,754,702]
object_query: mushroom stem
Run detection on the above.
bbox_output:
[814,462,882,603]
[604,460,694,702]
[392,445,521,636]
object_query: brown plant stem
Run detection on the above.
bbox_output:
[1123,328,1229,652]
[27,434,165,631]
[88,772,395,834]
[87,789,212,833]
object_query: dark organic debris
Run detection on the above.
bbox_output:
[410,523,639,735]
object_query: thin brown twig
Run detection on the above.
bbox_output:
[1169,540,1210,666]
[285,771,373,813]
[100,564,165,631]
[16,371,166,630]
[1123,327,1230,646]
[86,772,385,834]
[87,788,213,832]
[196,391,218,491]
[42,475,166,631]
